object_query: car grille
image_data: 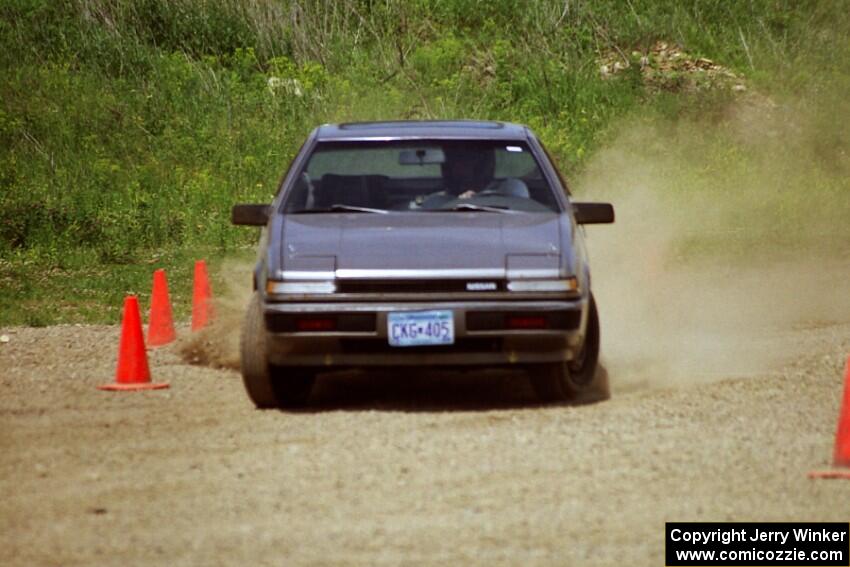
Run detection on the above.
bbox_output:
[336,279,506,294]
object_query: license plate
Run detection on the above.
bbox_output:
[388,310,454,347]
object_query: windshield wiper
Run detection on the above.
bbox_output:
[293,204,389,214]
[437,203,519,214]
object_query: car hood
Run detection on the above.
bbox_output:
[279,212,564,278]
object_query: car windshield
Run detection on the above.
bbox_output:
[284,140,560,213]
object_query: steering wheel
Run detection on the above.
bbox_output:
[477,178,530,198]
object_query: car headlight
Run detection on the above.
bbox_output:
[506,277,578,292]
[266,281,337,294]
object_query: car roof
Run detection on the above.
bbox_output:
[314,120,531,142]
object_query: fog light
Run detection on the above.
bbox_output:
[507,315,548,329]
[295,317,336,332]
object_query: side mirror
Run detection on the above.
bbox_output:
[572,202,615,224]
[232,204,270,226]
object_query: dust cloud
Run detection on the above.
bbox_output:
[578,92,850,391]
[178,258,254,370]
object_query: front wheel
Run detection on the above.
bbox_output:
[529,293,608,404]
[240,293,315,409]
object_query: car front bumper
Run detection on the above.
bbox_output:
[263,298,588,367]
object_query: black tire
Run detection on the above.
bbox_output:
[529,293,608,404]
[240,293,278,409]
[269,364,315,409]
[240,293,315,409]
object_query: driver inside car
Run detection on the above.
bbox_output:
[418,145,531,209]
[442,146,496,199]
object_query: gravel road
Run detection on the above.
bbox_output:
[1,308,849,566]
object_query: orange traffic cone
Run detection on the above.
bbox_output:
[191,259,213,331]
[808,355,850,479]
[98,296,169,391]
[147,269,176,347]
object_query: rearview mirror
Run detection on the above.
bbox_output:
[232,204,270,226]
[399,148,445,165]
[572,202,615,224]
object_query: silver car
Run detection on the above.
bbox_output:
[232,120,614,408]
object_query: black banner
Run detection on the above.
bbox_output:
[666,523,849,566]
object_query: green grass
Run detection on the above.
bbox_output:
[0,245,256,326]
[1,0,849,324]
